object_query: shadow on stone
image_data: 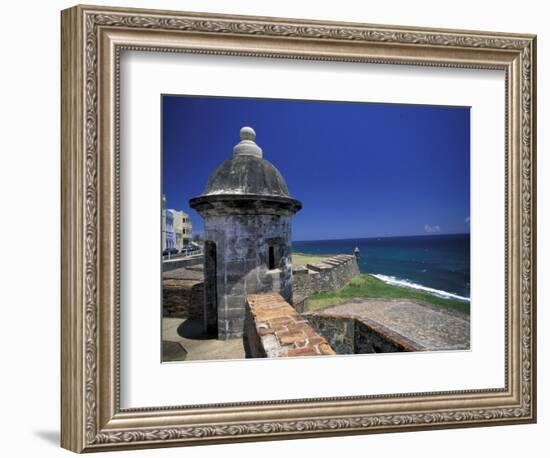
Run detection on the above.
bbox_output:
[176,319,210,340]
[162,341,188,362]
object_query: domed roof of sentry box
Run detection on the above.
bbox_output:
[203,127,290,197]
[190,126,302,215]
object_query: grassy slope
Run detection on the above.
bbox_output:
[307,274,470,314]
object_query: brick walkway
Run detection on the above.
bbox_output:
[312,299,470,351]
[247,293,335,357]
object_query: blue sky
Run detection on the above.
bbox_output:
[162,95,470,241]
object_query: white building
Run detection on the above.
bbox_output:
[162,194,167,252]
[164,209,176,251]
[162,193,193,253]
[173,210,193,251]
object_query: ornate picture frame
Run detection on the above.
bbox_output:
[61,4,536,453]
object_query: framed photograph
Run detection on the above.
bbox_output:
[61,4,537,452]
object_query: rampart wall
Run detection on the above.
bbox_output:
[162,254,203,272]
[305,314,422,353]
[244,292,419,358]
[292,254,359,307]
[244,293,336,358]
[162,279,204,319]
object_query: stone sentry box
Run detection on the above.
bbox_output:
[190,127,302,340]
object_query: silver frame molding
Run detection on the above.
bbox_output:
[61,4,537,453]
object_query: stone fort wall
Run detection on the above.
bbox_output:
[292,254,359,302]
[162,254,203,272]
[244,293,336,358]
[244,293,419,359]
[305,314,422,354]
[162,254,359,323]
[205,213,294,340]
[162,279,204,320]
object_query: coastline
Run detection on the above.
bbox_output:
[306,273,470,314]
[293,251,470,308]
[370,273,470,302]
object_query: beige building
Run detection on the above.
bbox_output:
[172,210,192,251]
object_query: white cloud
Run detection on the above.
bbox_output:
[465,216,470,224]
[424,224,441,234]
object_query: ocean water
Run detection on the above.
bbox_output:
[292,234,470,301]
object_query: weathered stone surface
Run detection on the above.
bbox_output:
[202,154,291,198]
[292,294,308,313]
[189,127,302,340]
[162,340,188,362]
[292,255,359,303]
[162,254,203,272]
[162,279,204,320]
[305,313,421,354]
[198,214,296,339]
[162,317,245,362]
[354,318,421,353]
[245,292,336,358]
[310,299,470,351]
[287,347,319,357]
[163,265,204,281]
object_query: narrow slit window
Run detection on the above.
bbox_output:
[268,245,275,270]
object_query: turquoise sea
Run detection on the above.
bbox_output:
[292,234,470,301]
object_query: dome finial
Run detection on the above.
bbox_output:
[240,126,256,142]
[233,126,262,158]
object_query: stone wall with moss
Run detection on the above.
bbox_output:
[292,254,359,300]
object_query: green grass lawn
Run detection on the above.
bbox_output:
[307,274,470,314]
[292,252,329,267]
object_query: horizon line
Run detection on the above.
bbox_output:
[292,232,470,243]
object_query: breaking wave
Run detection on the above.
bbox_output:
[372,274,470,302]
